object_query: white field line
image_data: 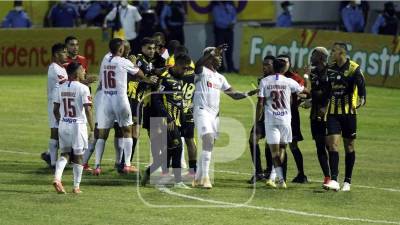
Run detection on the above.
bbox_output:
[1,149,400,193]
[162,188,400,225]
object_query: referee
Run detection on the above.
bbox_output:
[323,42,366,192]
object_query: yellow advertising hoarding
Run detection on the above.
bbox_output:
[186,1,275,22]
[0,28,109,75]
[240,27,400,88]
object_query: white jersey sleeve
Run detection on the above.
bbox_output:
[122,58,140,75]
[288,78,304,94]
[220,74,231,91]
[258,78,266,98]
[81,85,92,106]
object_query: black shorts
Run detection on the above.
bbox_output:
[250,120,265,139]
[142,105,151,130]
[291,108,304,142]
[168,126,182,149]
[310,119,327,140]
[181,121,194,139]
[129,98,143,126]
[327,114,357,139]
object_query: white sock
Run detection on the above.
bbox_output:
[54,156,67,181]
[181,137,187,169]
[123,138,133,167]
[201,151,212,179]
[275,166,284,182]
[48,139,58,166]
[73,163,83,189]
[83,139,96,164]
[269,167,277,181]
[195,153,203,180]
[94,139,106,167]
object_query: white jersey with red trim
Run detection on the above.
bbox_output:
[193,66,231,115]
[54,81,92,124]
[47,62,68,101]
[99,54,139,97]
[259,74,304,126]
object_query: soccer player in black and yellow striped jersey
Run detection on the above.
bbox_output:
[323,42,366,192]
[166,45,198,176]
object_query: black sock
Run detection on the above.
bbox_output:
[249,140,263,174]
[282,152,287,181]
[344,151,355,184]
[265,145,273,175]
[329,151,339,181]
[291,147,304,175]
[130,137,137,162]
[189,160,197,173]
[316,138,330,177]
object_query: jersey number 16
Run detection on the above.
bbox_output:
[103,70,116,89]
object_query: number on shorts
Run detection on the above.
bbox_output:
[103,70,116,89]
[62,98,76,117]
[270,90,286,110]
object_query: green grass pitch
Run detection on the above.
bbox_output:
[0,74,399,225]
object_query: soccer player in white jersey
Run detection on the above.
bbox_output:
[256,57,309,189]
[45,43,68,168]
[93,38,157,175]
[192,44,258,189]
[52,62,94,194]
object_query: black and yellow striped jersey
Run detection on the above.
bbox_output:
[326,59,366,115]
[154,70,184,126]
[310,67,331,121]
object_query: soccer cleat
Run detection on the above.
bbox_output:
[83,163,93,172]
[265,179,277,188]
[53,180,66,194]
[323,180,340,191]
[41,152,52,167]
[72,188,82,194]
[291,174,308,184]
[247,173,265,184]
[277,180,287,189]
[174,182,191,189]
[202,177,213,189]
[92,167,101,176]
[122,165,139,174]
[191,179,202,188]
[341,182,351,192]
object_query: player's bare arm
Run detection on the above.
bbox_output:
[53,102,60,124]
[255,97,265,123]
[224,87,258,100]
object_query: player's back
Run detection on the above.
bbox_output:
[58,81,90,124]
[259,74,303,125]
[48,62,68,101]
[99,54,138,97]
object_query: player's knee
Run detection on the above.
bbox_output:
[98,129,110,139]
[60,153,69,160]
[344,139,355,153]
[72,153,83,164]
[121,126,132,138]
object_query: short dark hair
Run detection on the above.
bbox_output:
[277,54,291,66]
[141,37,155,47]
[167,40,181,55]
[263,55,275,61]
[174,45,188,56]
[273,58,288,73]
[174,54,191,66]
[109,38,124,54]
[153,32,165,39]
[66,62,81,77]
[51,43,66,56]
[14,0,23,7]
[64,36,78,44]
[333,42,348,52]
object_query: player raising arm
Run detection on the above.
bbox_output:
[192,44,257,189]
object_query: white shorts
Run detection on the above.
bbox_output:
[58,122,88,155]
[194,107,219,138]
[265,124,292,144]
[96,94,132,129]
[48,100,58,128]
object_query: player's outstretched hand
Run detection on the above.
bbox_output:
[129,55,137,64]
[85,75,98,84]
[299,99,312,109]
[148,75,158,84]
[216,44,229,55]
[303,64,312,75]
[247,89,259,96]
